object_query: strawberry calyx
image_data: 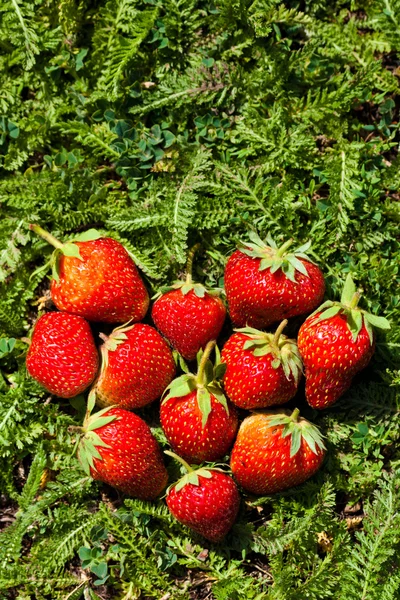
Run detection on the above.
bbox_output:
[98,321,134,366]
[153,244,222,299]
[29,224,102,282]
[162,340,229,428]
[76,390,118,476]
[310,274,391,344]
[238,231,316,283]
[235,320,303,384]
[165,450,226,492]
[263,408,326,458]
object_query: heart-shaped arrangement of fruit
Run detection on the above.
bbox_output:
[26,226,390,542]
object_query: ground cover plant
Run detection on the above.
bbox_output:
[0,0,400,598]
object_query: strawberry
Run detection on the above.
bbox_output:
[77,396,168,499]
[165,451,240,542]
[26,312,99,398]
[224,232,325,329]
[230,409,326,495]
[93,323,176,410]
[298,274,391,409]
[221,320,302,409]
[152,245,226,361]
[30,225,149,323]
[160,341,238,464]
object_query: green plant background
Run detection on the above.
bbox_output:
[0,0,399,598]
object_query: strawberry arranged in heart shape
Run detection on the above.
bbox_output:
[26,312,99,398]
[160,341,238,464]
[224,232,325,329]
[221,319,302,409]
[93,323,176,410]
[230,409,326,495]
[77,396,168,499]
[152,245,226,361]
[30,225,149,323]
[165,451,240,542]
[298,274,391,409]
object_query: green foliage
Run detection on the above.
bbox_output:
[0,0,399,598]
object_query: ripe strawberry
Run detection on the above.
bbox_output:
[224,232,325,329]
[230,409,326,495]
[160,341,238,464]
[298,274,391,409]
[77,398,168,499]
[221,320,302,409]
[26,312,99,398]
[152,245,226,361]
[30,225,149,323]
[165,452,240,542]
[93,323,176,410]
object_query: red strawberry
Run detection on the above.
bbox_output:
[30,225,149,323]
[230,409,326,495]
[94,323,176,410]
[298,274,391,409]
[160,341,238,464]
[26,312,99,398]
[165,452,240,542]
[152,245,226,361]
[224,232,325,329]
[77,398,168,499]
[221,320,302,409]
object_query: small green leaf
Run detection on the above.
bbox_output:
[87,390,96,414]
[363,313,391,330]
[193,285,206,298]
[347,310,362,341]
[75,47,88,71]
[364,318,374,345]
[181,283,192,295]
[287,255,308,277]
[203,360,214,385]
[259,257,274,271]
[271,358,280,369]
[214,362,227,379]
[87,415,116,431]
[73,229,102,242]
[164,376,195,400]
[341,273,356,305]
[208,384,229,414]
[316,305,342,322]
[62,242,82,260]
[197,387,212,428]
[290,427,302,457]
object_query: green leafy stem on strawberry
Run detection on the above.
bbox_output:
[153,243,222,299]
[310,273,391,343]
[266,407,326,458]
[29,223,102,281]
[164,450,218,491]
[235,320,303,384]
[238,231,317,283]
[162,340,229,428]
[74,390,117,476]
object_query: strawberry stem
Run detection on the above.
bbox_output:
[290,408,300,421]
[185,243,201,284]
[165,450,193,473]
[29,224,64,250]
[196,340,216,386]
[349,292,361,310]
[276,239,293,258]
[273,319,288,345]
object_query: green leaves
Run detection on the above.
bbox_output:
[239,233,315,282]
[268,410,326,458]
[341,273,357,305]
